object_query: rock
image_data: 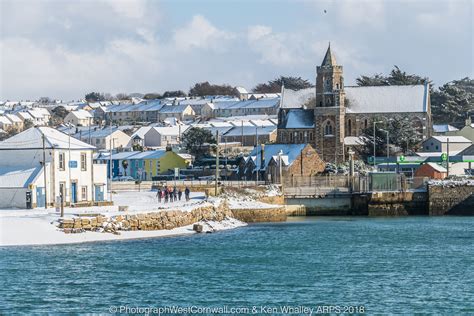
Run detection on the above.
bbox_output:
[193,224,203,233]
[118,206,129,212]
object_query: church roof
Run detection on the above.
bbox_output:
[345,84,429,114]
[321,44,337,66]
[278,109,314,129]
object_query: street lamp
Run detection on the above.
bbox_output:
[278,149,284,192]
[373,121,384,168]
[380,129,389,171]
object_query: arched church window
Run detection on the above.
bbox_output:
[348,119,352,136]
[324,121,333,136]
[319,101,323,107]
[364,119,368,129]
[336,83,339,90]
[294,132,298,143]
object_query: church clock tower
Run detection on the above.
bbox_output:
[314,44,346,163]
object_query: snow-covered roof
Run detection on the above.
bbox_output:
[16,111,33,120]
[28,108,50,118]
[427,136,471,143]
[5,114,22,123]
[278,109,314,129]
[345,84,429,114]
[424,162,447,173]
[456,144,474,156]
[250,144,308,169]
[131,127,152,140]
[0,116,12,125]
[223,125,276,137]
[344,136,365,146]
[68,109,93,119]
[0,166,43,188]
[281,87,315,109]
[159,104,191,114]
[235,87,248,94]
[433,124,459,133]
[0,127,95,150]
[152,125,190,136]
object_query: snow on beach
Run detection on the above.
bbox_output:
[0,191,248,247]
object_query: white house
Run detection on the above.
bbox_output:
[0,116,13,131]
[420,136,472,154]
[64,109,94,126]
[5,114,23,130]
[0,127,108,209]
[131,125,189,148]
[27,108,51,125]
[76,127,131,150]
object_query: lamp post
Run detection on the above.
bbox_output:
[373,121,384,169]
[278,149,284,192]
[380,129,389,171]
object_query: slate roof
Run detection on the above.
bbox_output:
[428,136,471,143]
[223,125,276,137]
[0,127,95,150]
[0,166,43,188]
[278,109,314,129]
[345,84,429,114]
[433,124,459,133]
[281,87,315,109]
[250,143,307,169]
[456,144,474,156]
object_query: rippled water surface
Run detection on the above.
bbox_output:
[1,216,473,314]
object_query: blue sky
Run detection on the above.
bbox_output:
[0,0,472,100]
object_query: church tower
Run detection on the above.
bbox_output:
[314,44,346,163]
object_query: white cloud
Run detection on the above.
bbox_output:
[247,25,304,65]
[102,0,147,19]
[173,15,234,52]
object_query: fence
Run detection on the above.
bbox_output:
[282,174,429,196]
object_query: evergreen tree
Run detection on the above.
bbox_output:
[431,78,473,126]
[253,76,312,93]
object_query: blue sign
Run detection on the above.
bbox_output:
[69,161,78,168]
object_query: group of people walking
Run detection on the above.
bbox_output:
[156,186,190,203]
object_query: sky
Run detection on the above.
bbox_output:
[0,0,472,101]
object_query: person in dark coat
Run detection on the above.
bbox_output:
[173,186,177,202]
[178,189,182,201]
[184,187,190,201]
[156,188,162,203]
[164,187,169,203]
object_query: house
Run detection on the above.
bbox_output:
[445,117,474,142]
[16,111,35,123]
[0,116,13,131]
[244,143,325,182]
[222,125,277,147]
[157,104,195,121]
[420,136,472,154]
[64,109,94,126]
[5,114,23,130]
[97,148,188,180]
[414,163,447,179]
[131,126,189,148]
[75,127,131,150]
[27,108,51,125]
[0,127,108,208]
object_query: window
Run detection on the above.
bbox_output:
[59,153,65,170]
[81,153,87,171]
[364,119,368,129]
[81,186,87,201]
[324,121,333,136]
[348,119,352,136]
[435,145,439,150]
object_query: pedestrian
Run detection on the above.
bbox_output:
[164,187,169,203]
[173,186,177,202]
[185,186,190,201]
[178,189,182,201]
[156,188,162,203]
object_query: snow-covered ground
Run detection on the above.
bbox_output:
[0,191,248,247]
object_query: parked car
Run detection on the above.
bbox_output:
[113,176,135,181]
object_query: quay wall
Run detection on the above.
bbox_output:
[428,185,474,215]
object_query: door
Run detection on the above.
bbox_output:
[36,187,45,208]
[71,182,77,203]
[94,185,104,201]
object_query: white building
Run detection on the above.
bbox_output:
[131,125,189,148]
[75,127,131,150]
[420,136,472,154]
[64,109,94,126]
[27,108,51,125]
[0,127,108,209]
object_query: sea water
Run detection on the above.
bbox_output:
[0,216,473,314]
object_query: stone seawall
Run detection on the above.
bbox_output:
[231,207,287,222]
[351,192,428,216]
[59,203,234,234]
[428,185,474,215]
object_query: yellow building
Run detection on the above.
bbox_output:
[140,149,188,180]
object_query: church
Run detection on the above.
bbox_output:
[277,44,432,163]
